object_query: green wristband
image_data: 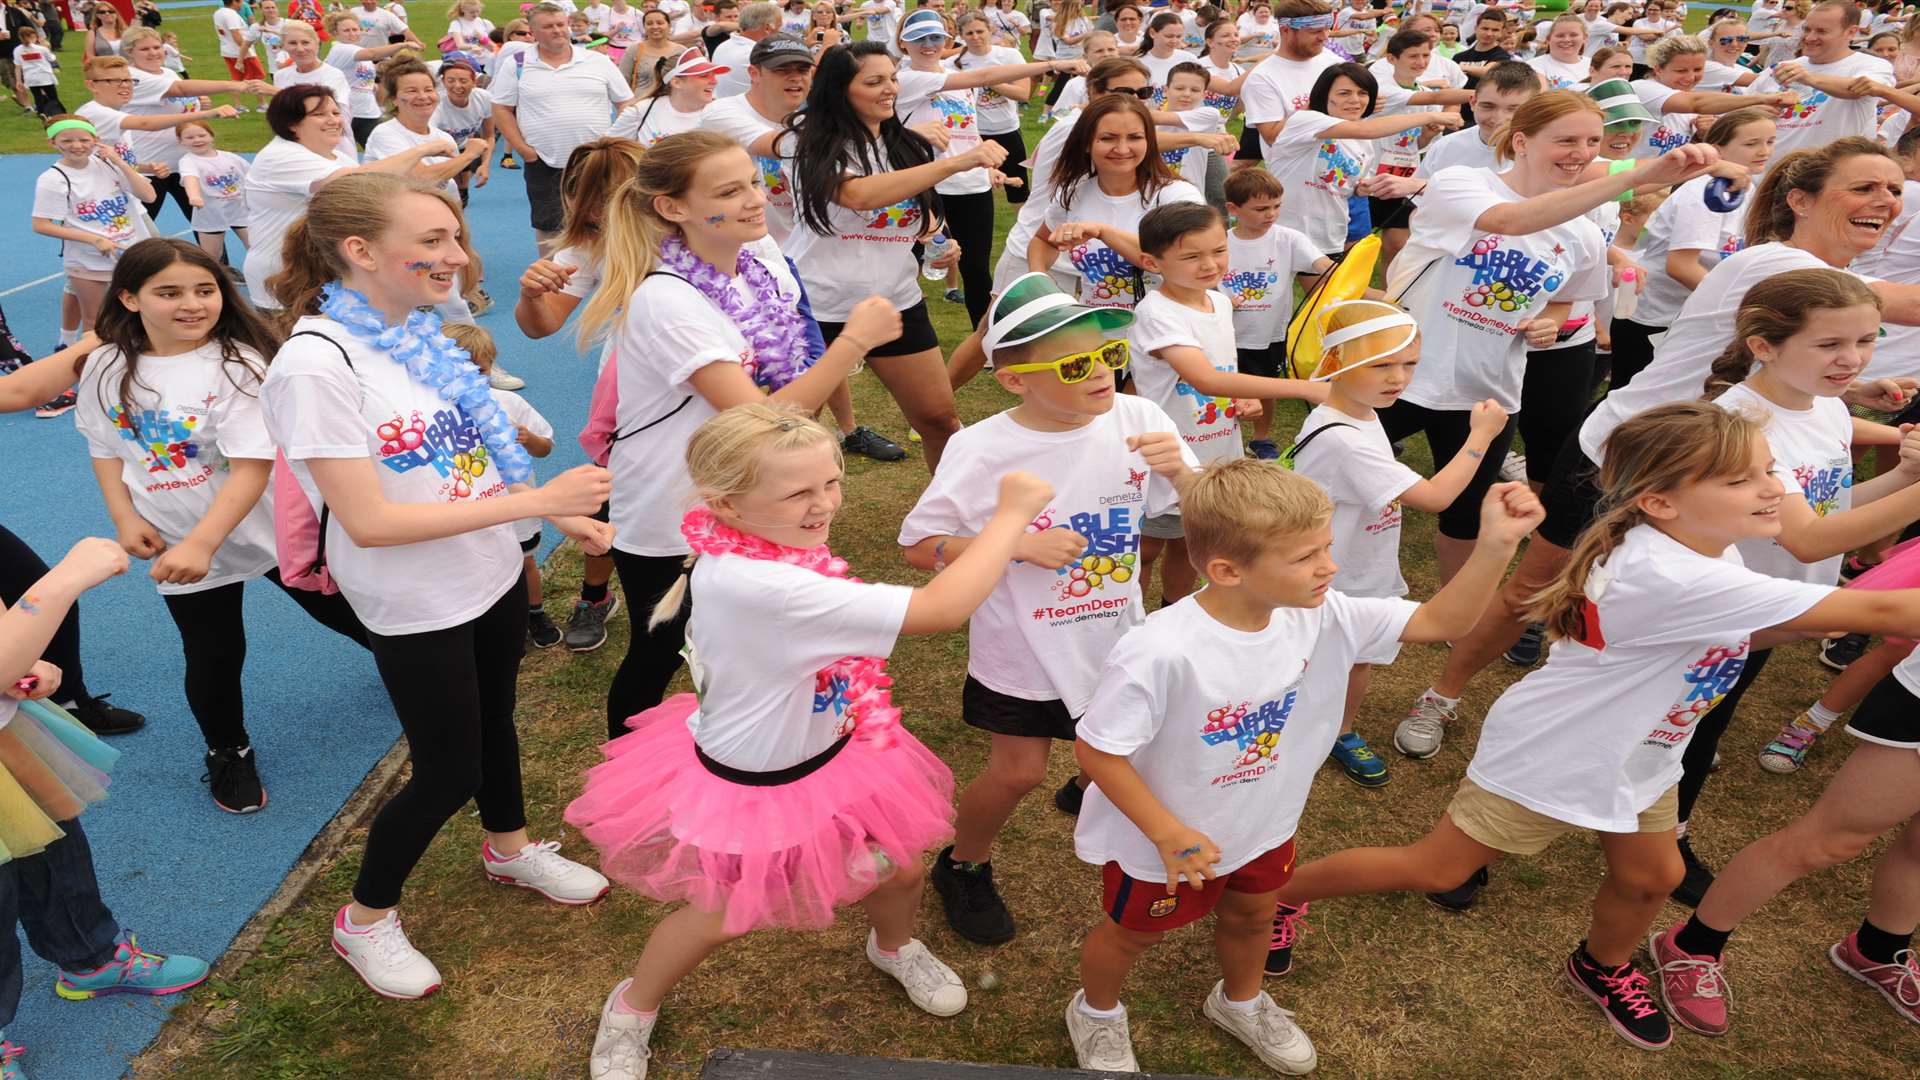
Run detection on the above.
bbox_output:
[1610,157,1635,203]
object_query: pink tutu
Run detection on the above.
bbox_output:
[1845,538,1920,645]
[564,693,956,935]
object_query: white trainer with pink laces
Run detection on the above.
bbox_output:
[482,839,611,905]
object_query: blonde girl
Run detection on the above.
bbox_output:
[566,404,1053,1080]
[31,116,158,330]
[1270,401,1920,1052]
[444,0,498,57]
[177,118,252,261]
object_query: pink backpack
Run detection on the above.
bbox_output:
[273,331,354,594]
[577,271,694,466]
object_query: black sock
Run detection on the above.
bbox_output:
[581,581,609,604]
[1672,913,1732,959]
[1856,918,1914,965]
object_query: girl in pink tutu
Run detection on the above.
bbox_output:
[566,403,1054,1080]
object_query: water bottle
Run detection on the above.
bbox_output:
[1614,267,1639,321]
[922,233,954,282]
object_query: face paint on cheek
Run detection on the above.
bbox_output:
[404,260,435,276]
[704,214,727,225]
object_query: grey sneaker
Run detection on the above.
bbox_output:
[1498,451,1528,482]
[1202,980,1316,1075]
[590,979,655,1080]
[1394,693,1457,759]
[565,594,620,652]
[1066,990,1140,1071]
[487,363,525,391]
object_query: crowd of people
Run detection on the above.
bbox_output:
[4,0,1920,1078]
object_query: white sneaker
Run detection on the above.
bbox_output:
[483,839,610,905]
[1202,980,1317,1075]
[1497,451,1528,483]
[1065,990,1140,1071]
[487,363,526,391]
[865,931,967,1017]
[1394,693,1457,759]
[331,906,442,1000]
[590,979,656,1080]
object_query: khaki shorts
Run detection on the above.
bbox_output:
[1447,779,1679,857]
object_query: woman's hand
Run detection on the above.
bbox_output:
[518,258,575,298]
[54,537,130,591]
[1048,221,1103,248]
[550,514,616,556]
[1520,317,1560,349]
[535,464,613,517]
[1639,141,1720,188]
[966,138,1009,170]
[913,120,952,150]
[840,295,903,352]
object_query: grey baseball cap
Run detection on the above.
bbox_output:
[750,33,816,69]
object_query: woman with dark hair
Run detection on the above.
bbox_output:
[780,41,1008,472]
[1267,61,1459,256]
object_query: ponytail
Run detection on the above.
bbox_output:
[1700,267,1881,399]
[648,553,697,629]
[1746,137,1895,246]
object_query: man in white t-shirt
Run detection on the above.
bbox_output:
[1240,0,1341,158]
[698,33,813,242]
[1749,0,1894,162]
[354,0,407,41]
[711,1,778,98]
[490,1,634,254]
[212,0,269,110]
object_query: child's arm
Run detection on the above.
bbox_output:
[183,173,205,208]
[1773,586,1920,638]
[517,427,554,457]
[307,456,609,547]
[1399,400,1508,512]
[1151,343,1331,405]
[901,472,1054,634]
[0,538,128,685]
[102,146,157,203]
[1130,430,1198,497]
[90,457,167,559]
[514,259,582,339]
[1408,88,1473,107]
[1401,482,1545,643]
[1775,433,1920,562]
[32,218,120,257]
[1076,741,1221,890]
[0,336,96,413]
[115,105,243,130]
[151,458,271,585]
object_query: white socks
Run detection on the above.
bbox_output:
[1806,702,1842,730]
[1424,687,1460,708]
[1078,996,1125,1021]
[57,327,78,348]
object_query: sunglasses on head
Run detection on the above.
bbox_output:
[1001,339,1130,383]
[1105,85,1157,100]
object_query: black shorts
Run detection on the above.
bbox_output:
[1847,674,1920,749]
[591,499,610,523]
[1237,124,1263,161]
[524,155,567,234]
[350,115,380,148]
[1238,342,1282,379]
[818,299,940,358]
[1368,195,1415,231]
[519,531,543,554]
[962,675,1078,741]
[1537,429,1603,550]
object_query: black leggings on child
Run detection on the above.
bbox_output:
[159,569,370,750]
[984,128,1028,203]
[29,85,65,119]
[605,550,691,742]
[1676,648,1773,827]
[354,578,529,909]
[942,189,997,328]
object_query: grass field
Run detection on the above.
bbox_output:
[25,4,1910,1078]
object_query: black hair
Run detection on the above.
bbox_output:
[1138,202,1224,257]
[266,83,338,141]
[785,42,941,239]
[1307,61,1376,116]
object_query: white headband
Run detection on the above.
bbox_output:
[1313,301,1418,380]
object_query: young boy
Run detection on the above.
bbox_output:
[443,324,560,648]
[900,273,1199,945]
[77,56,242,172]
[1410,59,1538,181]
[1065,457,1544,1073]
[431,54,494,212]
[1153,62,1226,190]
[1129,202,1328,603]
[1368,29,1473,267]
[1221,169,1335,460]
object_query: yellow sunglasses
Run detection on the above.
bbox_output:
[1000,339,1130,383]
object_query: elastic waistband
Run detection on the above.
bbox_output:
[696,732,852,786]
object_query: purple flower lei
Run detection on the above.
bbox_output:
[657,234,814,391]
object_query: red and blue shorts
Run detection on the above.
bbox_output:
[1100,838,1296,933]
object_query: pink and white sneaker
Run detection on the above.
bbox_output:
[482,839,610,905]
[331,906,442,1000]
[1648,922,1730,1036]
[1829,933,1920,1026]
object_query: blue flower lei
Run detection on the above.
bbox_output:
[657,234,814,391]
[319,282,535,485]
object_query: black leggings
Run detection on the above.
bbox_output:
[984,128,1028,203]
[29,85,65,119]
[0,523,92,705]
[1676,648,1773,828]
[1043,73,1070,107]
[354,577,529,909]
[606,550,692,742]
[942,189,997,328]
[141,172,192,229]
[1378,398,1519,540]
[1608,317,1665,393]
[160,569,369,751]
[1519,340,1599,486]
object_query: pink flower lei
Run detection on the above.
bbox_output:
[658,234,815,392]
[680,507,902,748]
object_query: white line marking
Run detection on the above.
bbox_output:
[0,230,196,297]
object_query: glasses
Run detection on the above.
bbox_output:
[1104,85,1156,100]
[88,78,136,86]
[1716,34,1750,44]
[1001,339,1130,383]
[510,30,532,37]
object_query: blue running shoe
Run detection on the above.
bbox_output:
[2,1038,26,1080]
[54,933,209,1001]
[1329,732,1390,787]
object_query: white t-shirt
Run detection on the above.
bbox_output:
[1290,406,1421,599]
[1715,384,1853,585]
[699,93,795,243]
[261,317,523,635]
[1467,525,1832,832]
[1581,243,1846,461]
[1851,179,1920,382]
[860,0,900,47]
[243,138,358,308]
[1236,12,1279,57]
[1413,125,1497,180]
[608,245,803,556]
[949,46,1026,135]
[1199,55,1244,121]
[15,44,54,86]
[125,65,201,168]
[448,14,496,49]
[1631,174,1744,327]
[1390,166,1610,411]
[213,5,249,57]
[898,397,1197,714]
[324,42,383,120]
[1632,79,1697,158]
[1052,75,1089,114]
[1751,52,1893,162]
[781,140,930,320]
[1240,49,1342,149]
[680,554,912,772]
[1226,224,1323,348]
[1267,109,1374,253]
[602,6,642,46]
[76,101,139,169]
[354,4,405,39]
[1528,51,1589,89]
[1157,105,1224,188]
[1370,77,1438,176]
[993,111,1082,291]
[1627,17,1675,62]
[1075,590,1416,880]
[903,82,990,197]
[75,343,279,596]
[488,44,634,166]
[1697,58,1748,94]
[33,158,151,273]
[363,119,458,194]
[179,150,251,232]
[1582,14,1617,54]
[1140,48,1201,95]
[489,388,553,543]
[1128,290,1246,468]
[434,87,493,146]
[1051,14,1092,59]
[610,94,706,146]
[1042,178,1205,310]
[711,33,756,98]
[581,2,610,32]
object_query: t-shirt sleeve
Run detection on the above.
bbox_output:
[1409,167,1494,257]
[488,52,521,105]
[216,368,278,461]
[250,146,345,195]
[1130,296,1202,355]
[73,350,123,459]
[31,170,68,221]
[601,54,636,103]
[1301,425,1422,508]
[1075,638,1164,756]
[898,446,989,543]
[1565,227,1612,303]
[1174,105,1225,133]
[1325,590,1421,667]
[1376,79,1415,112]
[1634,79,1680,114]
[128,69,174,108]
[894,67,950,120]
[325,42,361,75]
[361,124,403,163]
[636,279,749,388]
[777,569,913,664]
[261,339,369,459]
[1619,554,1835,648]
[1271,109,1339,153]
[1664,190,1723,252]
[495,389,556,440]
[1132,400,1199,516]
[1284,228,1324,274]
[1240,66,1285,125]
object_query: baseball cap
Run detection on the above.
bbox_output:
[750,32,816,68]
[901,8,950,41]
[983,272,1134,358]
[438,49,483,74]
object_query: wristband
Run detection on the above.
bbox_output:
[1609,158,1637,203]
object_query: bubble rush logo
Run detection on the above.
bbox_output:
[1314,140,1361,191]
[755,154,790,198]
[1451,235,1566,317]
[1793,461,1851,517]
[1070,242,1139,305]
[112,404,201,473]
[1647,124,1692,153]
[1224,267,1279,309]
[1026,505,1140,601]
[869,198,921,230]
[1649,643,1747,745]
[72,191,135,243]
[1175,377,1237,428]
[1199,685,1300,785]
[203,169,244,197]
[1783,87,1826,121]
[375,408,492,498]
[931,95,975,130]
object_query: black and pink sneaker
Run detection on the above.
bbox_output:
[1565,944,1672,1050]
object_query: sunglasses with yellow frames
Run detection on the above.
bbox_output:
[999,339,1130,383]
